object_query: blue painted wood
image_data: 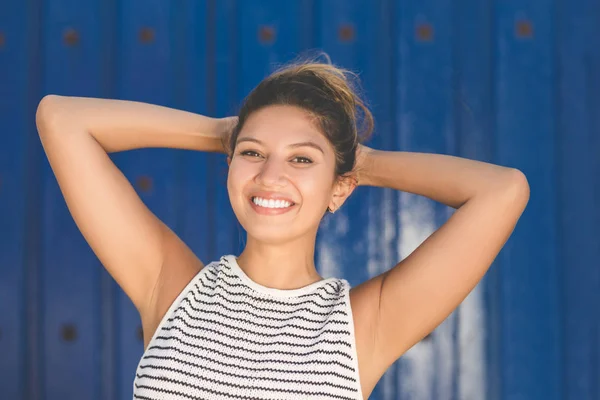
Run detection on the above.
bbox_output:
[395,0,458,398]
[558,0,600,399]
[174,0,211,264]
[453,1,496,400]
[210,0,240,261]
[2,1,599,399]
[113,1,179,398]
[95,2,119,399]
[41,0,105,398]
[494,1,561,399]
[238,0,302,98]
[0,3,29,399]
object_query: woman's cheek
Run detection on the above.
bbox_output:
[296,173,331,210]
[227,162,248,200]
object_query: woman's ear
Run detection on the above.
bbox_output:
[328,174,358,212]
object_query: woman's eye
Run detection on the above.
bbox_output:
[240,150,261,158]
[292,156,313,164]
[239,151,311,164]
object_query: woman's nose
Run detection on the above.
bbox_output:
[255,158,286,187]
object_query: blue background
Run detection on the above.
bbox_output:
[0,0,598,399]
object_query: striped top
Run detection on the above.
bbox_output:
[133,255,365,400]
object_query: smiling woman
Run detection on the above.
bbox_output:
[227,105,360,245]
[35,55,529,400]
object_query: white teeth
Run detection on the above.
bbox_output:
[252,197,292,209]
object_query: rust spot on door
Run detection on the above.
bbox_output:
[136,176,153,193]
[63,28,79,46]
[61,324,77,342]
[415,22,434,42]
[139,27,155,43]
[338,24,355,42]
[258,26,276,44]
[515,19,534,38]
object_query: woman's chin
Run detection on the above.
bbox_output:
[242,223,313,246]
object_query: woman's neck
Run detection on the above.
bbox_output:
[235,237,323,290]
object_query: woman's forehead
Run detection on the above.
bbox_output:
[239,107,328,147]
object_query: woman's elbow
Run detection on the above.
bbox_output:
[36,94,64,134]
[505,168,531,209]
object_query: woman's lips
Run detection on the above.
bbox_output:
[248,196,296,215]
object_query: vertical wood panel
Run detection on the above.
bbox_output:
[175,0,210,263]
[114,1,177,398]
[210,0,239,260]
[97,2,118,398]
[41,0,105,398]
[0,3,30,399]
[494,1,561,399]
[454,1,493,400]
[558,0,600,399]
[395,0,457,398]
[238,0,302,97]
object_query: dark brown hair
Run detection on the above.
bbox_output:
[224,56,374,178]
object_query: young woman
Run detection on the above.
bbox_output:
[36,60,529,399]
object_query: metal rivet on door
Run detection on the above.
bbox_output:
[258,26,275,44]
[136,176,153,193]
[63,28,79,46]
[415,22,434,42]
[338,24,355,42]
[139,27,155,43]
[515,19,534,38]
[61,324,77,342]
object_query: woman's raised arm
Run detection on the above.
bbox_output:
[353,146,529,374]
[35,95,232,319]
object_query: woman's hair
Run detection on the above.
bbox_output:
[224,54,374,178]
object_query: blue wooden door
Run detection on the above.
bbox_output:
[0,1,598,399]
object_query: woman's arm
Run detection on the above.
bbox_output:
[354,146,529,370]
[38,95,232,153]
[36,95,232,320]
[357,145,526,207]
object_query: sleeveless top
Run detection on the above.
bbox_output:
[132,255,365,400]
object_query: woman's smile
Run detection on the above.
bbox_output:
[248,194,298,215]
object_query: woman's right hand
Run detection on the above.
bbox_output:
[221,116,239,135]
[216,116,239,153]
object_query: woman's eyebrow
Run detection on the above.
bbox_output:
[236,137,324,154]
[288,141,324,154]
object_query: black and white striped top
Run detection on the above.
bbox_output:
[133,255,365,400]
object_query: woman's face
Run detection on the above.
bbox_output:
[227,105,344,244]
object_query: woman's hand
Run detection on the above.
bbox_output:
[215,116,238,154]
[354,143,375,187]
[220,116,239,137]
